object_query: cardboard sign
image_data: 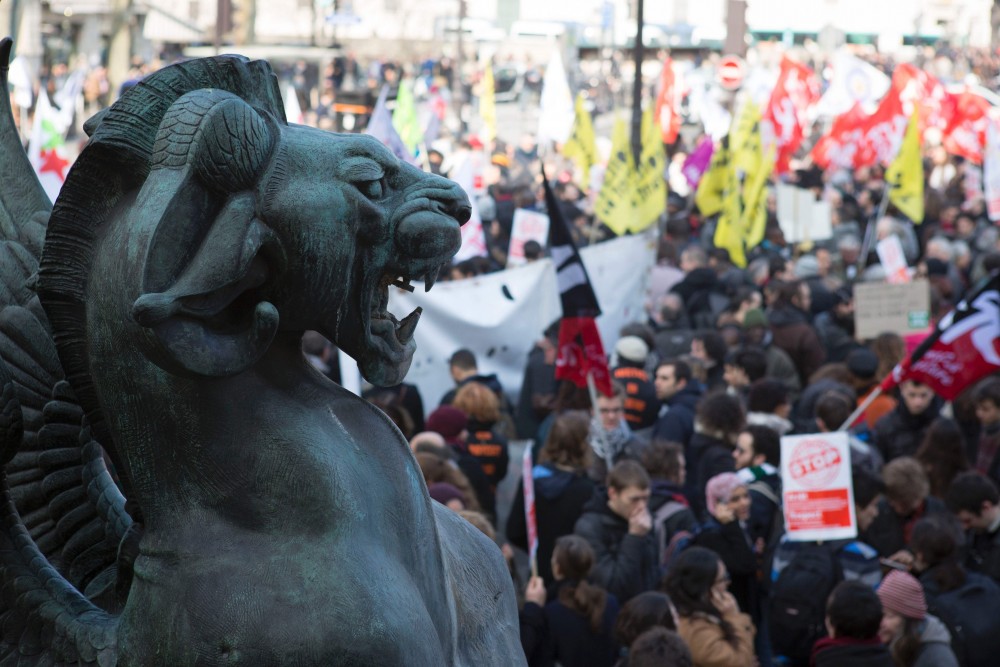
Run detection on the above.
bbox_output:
[776,183,833,244]
[507,208,550,267]
[876,235,911,284]
[781,432,857,541]
[854,279,930,340]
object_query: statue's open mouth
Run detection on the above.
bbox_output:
[365,262,447,361]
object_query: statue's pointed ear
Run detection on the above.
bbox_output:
[132,191,282,377]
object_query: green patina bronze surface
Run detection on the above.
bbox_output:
[0,39,523,665]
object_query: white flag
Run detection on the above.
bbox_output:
[537,50,574,146]
[27,91,71,203]
[364,85,418,166]
[815,50,891,116]
[984,119,1000,222]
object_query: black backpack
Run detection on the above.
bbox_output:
[769,544,843,667]
[927,572,1000,667]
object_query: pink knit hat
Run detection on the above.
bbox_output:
[705,472,746,516]
[877,570,927,620]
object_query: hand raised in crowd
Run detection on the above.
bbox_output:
[628,504,652,536]
[711,588,739,616]
[712,498,736,524]
[885,549,915,571]
[524,576,546,607]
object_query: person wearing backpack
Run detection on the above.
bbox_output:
[876,570,959,667]
[642,440,698,573]
[769,468,886,667]
[908,516,1000,667]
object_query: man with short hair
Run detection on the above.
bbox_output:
[439,348,514,430]
[946,472,1000,582]
[734,425,782,551]
[574,460,659,603]
[872,380,943,463]
[815,391,883,474]
[723,346,768,399]
[863,457,946,561]
[810,581,892,666]
[766,279,826,386]
[972,378,1000,486]
[651,359,702,446]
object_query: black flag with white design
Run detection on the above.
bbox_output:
[543,171,612,396]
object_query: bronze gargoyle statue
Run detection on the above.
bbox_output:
[0,40,524,665]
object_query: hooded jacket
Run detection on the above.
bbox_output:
[507,463,596,583]
[912,615,959,667]
[652,383,703,446]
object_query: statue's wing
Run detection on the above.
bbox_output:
[0,37,122,664]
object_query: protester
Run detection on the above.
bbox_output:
[612,591,679,667]
[611,336,660,438]
[651,359,703,446]
[876,570,959,667]
[810,581,892,667]
[520,535,621,667]
[574,461,659,603]
[453,381,510,489]
[971,377,1000,484]
[688,392,745,520]
[914,418,969,500]
[624,627,693,667]
[945,472,1000,582]
[872,381,944,463]
[864,457,947,561]
[641,440,698,571]
[508,411,598,584]
[588,383,649,483]
[662,547,756,667]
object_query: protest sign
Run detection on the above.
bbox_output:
[522,446,538,575]
[876,235,911,284]
[781,432,857,541]
[507,208,550,267]
[854,279,930,340]
[775,183,832,244]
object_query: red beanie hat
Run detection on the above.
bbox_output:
[426,405,468,442]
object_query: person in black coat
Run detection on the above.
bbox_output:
[652,359,703,447]
[520,535,621,667]
[810,581,892,667]
[453,381,510,489]
[872,381,943,463]
[508,411,597,584]
[686,392,745,520]
[573,462,659,604]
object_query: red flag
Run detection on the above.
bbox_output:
[655,57,681,145]
[811,102,870,170]
[942,90,993,164]
[762,56,820,173]
[542,171,612,396]
[880,273,1000,400]
[894,64,955,132]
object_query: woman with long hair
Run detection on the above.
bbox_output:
[612,591,679,667]
[508,411,597,583]
[521,535,620,667]
[877,570,958,667]
[662,547,755,667]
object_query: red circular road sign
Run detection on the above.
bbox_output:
[716,55,747,91]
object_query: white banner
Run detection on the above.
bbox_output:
[386,233,656,414]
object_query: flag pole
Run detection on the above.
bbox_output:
[858,184,891,273]
[586,370,615,473]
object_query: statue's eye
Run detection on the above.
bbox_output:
[359,178,384,200]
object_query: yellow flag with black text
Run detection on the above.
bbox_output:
[742,144,776,250]
[479,64,497,144]
[886,109,924,224]
[562,93,598,189]
[730,99,763,177]
[695,139,728,217]
[594,114,637,235]
[632,105,667,232]
[714,161,746,267]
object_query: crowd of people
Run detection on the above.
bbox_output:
[16,32,1000,667]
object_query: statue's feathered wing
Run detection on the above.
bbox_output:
[0,37,125,665]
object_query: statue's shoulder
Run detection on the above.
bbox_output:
[432,503,527,666]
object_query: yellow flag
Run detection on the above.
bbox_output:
[730,99,763,177]
[479,64,497,143]
[714,161,746,267]
[632,105,667,232]
[742,145,776,250]
[695,140,728,217]
[886,109,924,224]
[562,93,598,189]
[594,114,637,236]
